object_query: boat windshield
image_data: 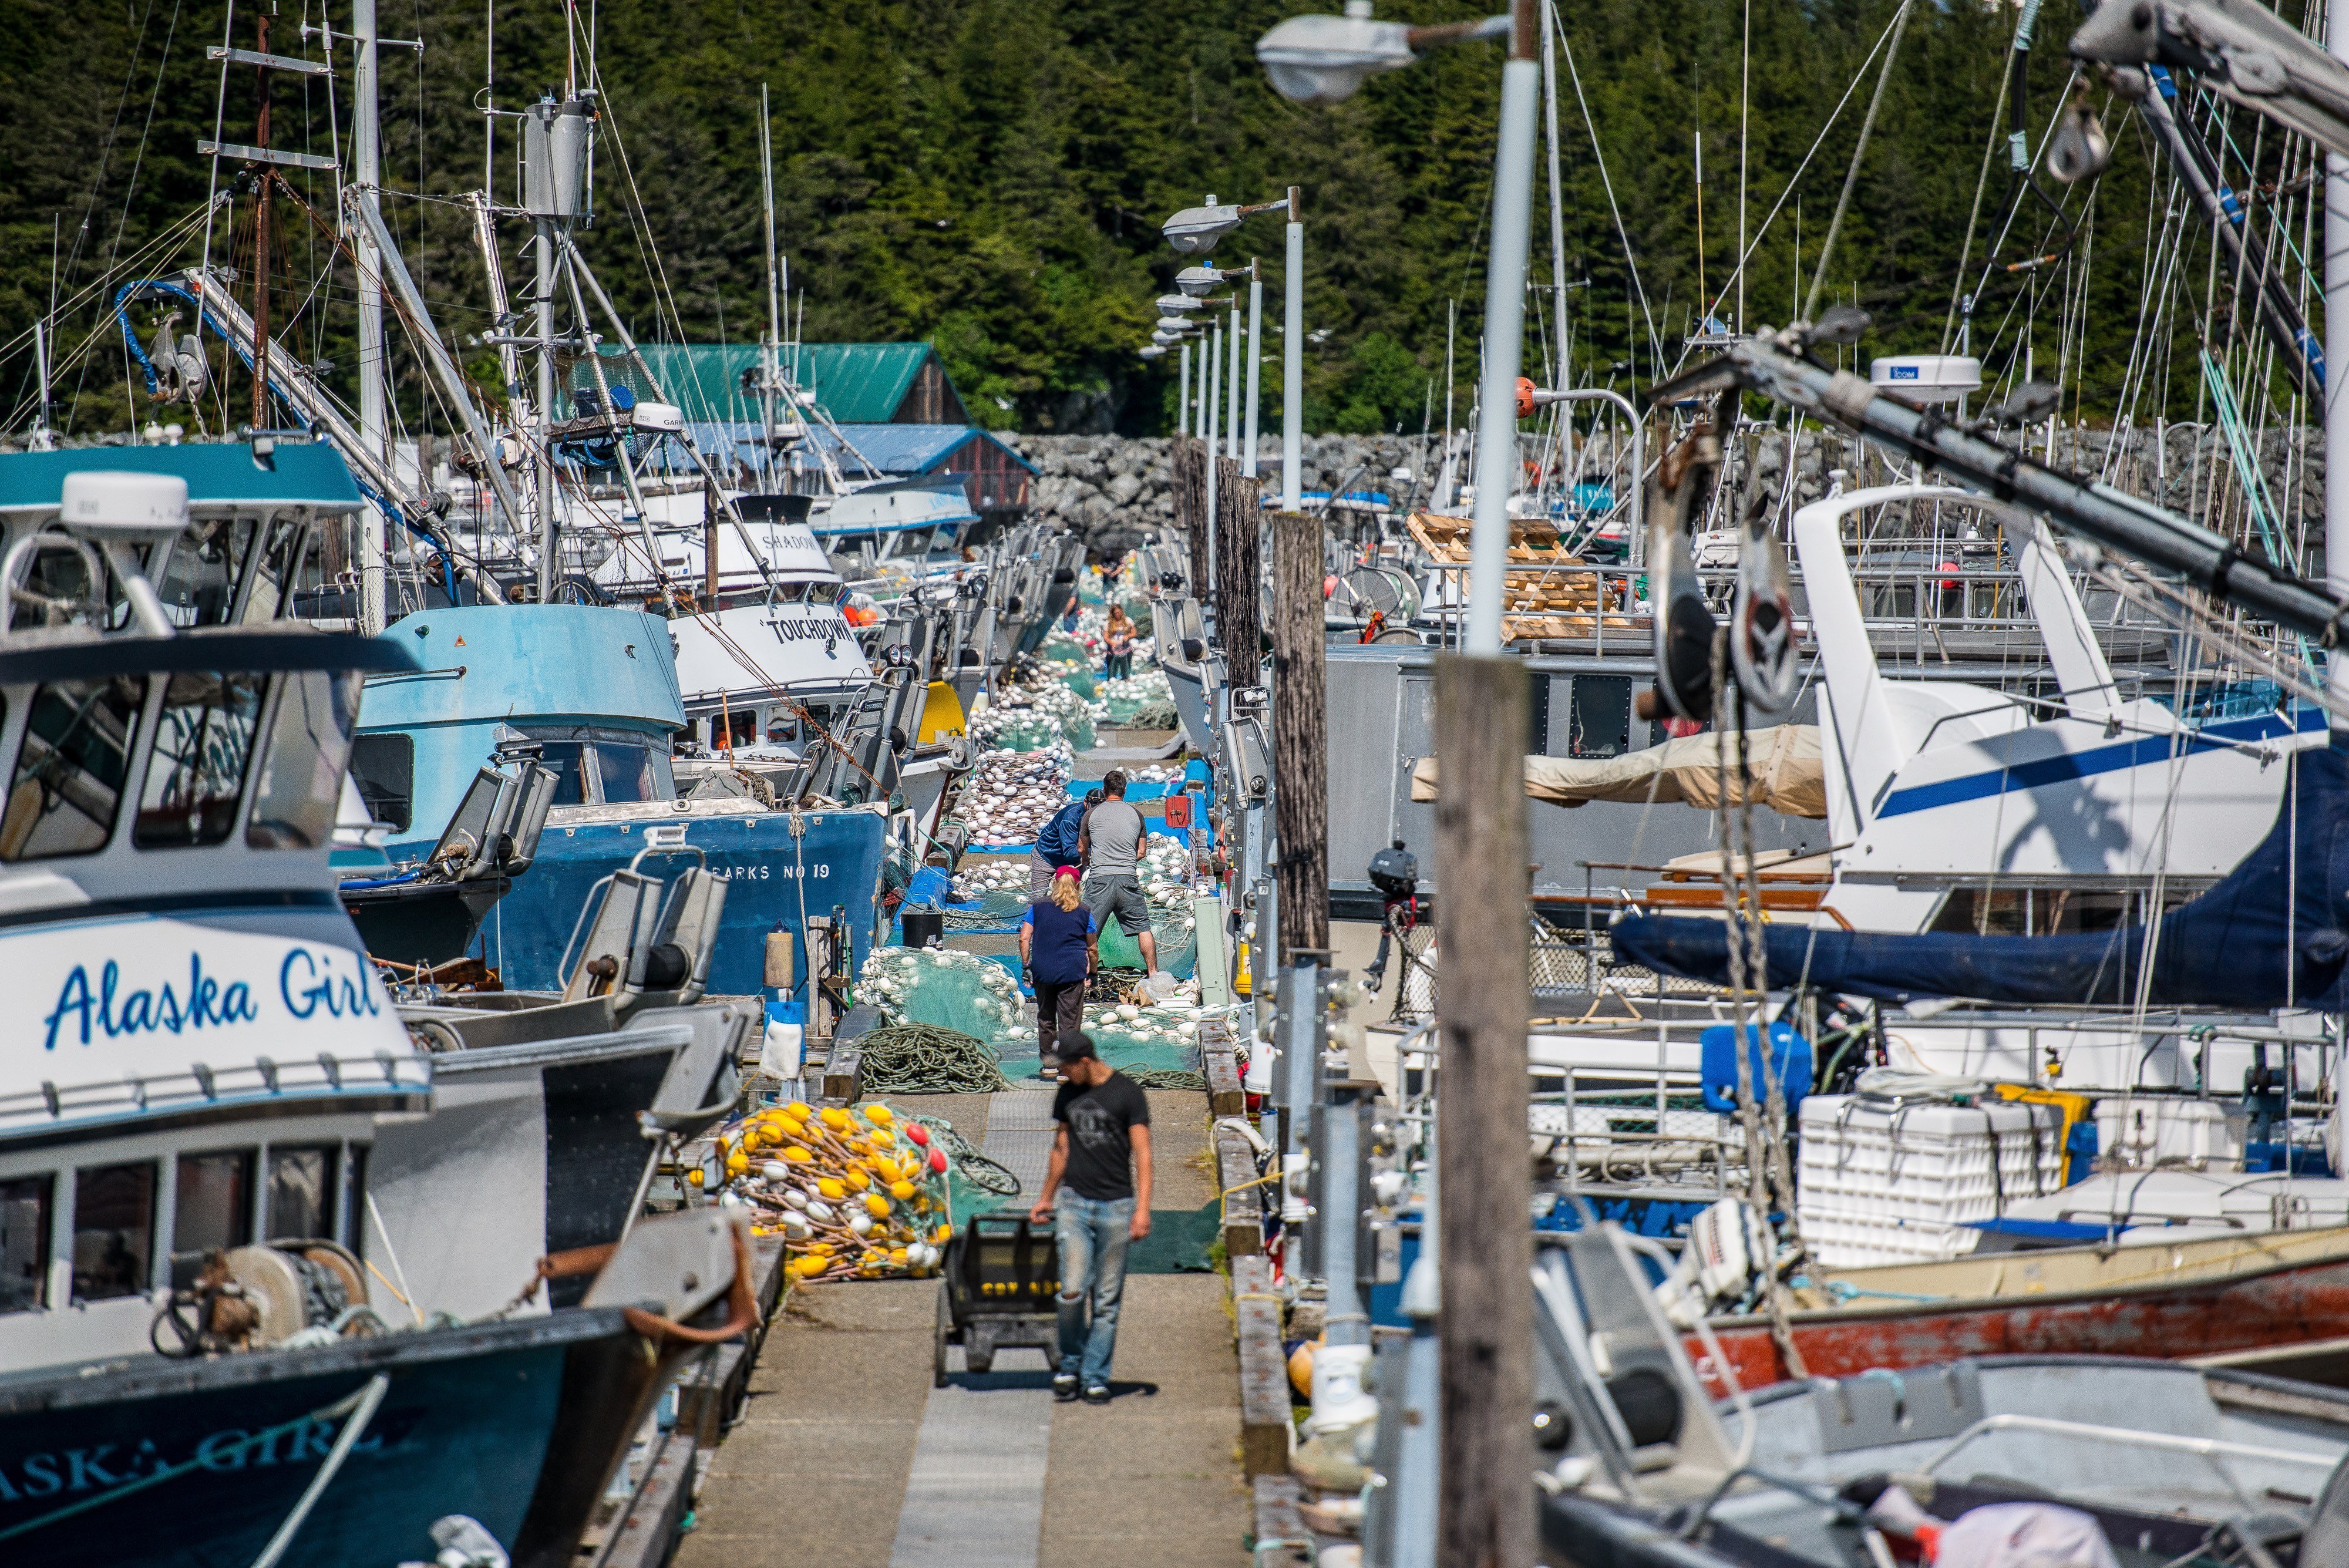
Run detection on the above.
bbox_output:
[246,670,362,849]
[1,675,146,861]
[134,671,265,847]
[535,733,676,805]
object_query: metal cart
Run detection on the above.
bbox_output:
[934,1213,1062,1386]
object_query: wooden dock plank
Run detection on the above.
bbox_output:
[1232,1254,1292,1479]
[1216,1126,1265,1259]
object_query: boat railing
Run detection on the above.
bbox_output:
[1918,1413,2337,1515]
[1409,557,2191,662]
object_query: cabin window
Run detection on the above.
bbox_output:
[538,742,588,805]
[341,1146,368,1254]
[348,732,418,830]
[247,671,361,849]
[1569,677,1633,759]
[595,743,661,803]
[152,515,259,627]
[72,1162,156,1302]
[537,736,673,802]
[2,675,147,862]
[240,515,311,624]
[136,671,265,848]
[267,1146,338,1240]
[0,1175,52,1314]
[174,1149,255,1259]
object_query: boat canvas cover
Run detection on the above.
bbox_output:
[1411,725,1825,817]
[1611,739,2349,1008]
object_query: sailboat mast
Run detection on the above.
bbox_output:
[761,85,782,486]
[353,0,388,630]
[2331,0,2349,716]
[1539,0,1570,510]
[250,15,275,430]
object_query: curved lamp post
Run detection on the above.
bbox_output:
[1256,2,1526,655]
[1163,194,1299,499]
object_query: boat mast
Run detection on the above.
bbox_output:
[352,0,389,631]
[2331,0,2349,719]
[1539,0,1569,510]
[760,84,782,492]
[250,14,277,431]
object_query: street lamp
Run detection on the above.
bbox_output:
[1255,6,1507,103]
[1139,345,1166,359]
[1157,294,1206,314]
[1161,193,1302,504]
[1256,2,1527,655]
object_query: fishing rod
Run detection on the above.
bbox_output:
[1645,315,2349,650]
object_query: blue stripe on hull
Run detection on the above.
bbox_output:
[1877,708,2327,819]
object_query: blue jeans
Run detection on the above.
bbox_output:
[1054,1193,1136,1386]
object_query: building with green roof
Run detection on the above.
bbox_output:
[604,342,968,427]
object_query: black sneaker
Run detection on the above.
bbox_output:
[1082,1382,1112,1405]
[1052,1372,1079,1402]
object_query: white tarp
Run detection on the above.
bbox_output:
[1411,724,1826,818]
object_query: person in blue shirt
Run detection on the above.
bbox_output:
[1028,790,1095,899]
[1019,867,1096,1080]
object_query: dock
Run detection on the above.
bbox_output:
[664,1082,1254,1567]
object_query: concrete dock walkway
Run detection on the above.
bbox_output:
[675,1088,1251,1567]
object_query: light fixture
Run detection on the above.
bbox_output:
[1157,293,1204,312]
[1254,5,1509,106]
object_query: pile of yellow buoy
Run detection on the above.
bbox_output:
[690,1101,955,1284]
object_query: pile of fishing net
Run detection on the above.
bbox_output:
[1094,668,1177,727]
[698,1100,955,1284]
[949,746,1072,847]
[951,857,1032,903]
[857,945,1028,1047]
[970,679,1096,752]
[1070,978,1221,1084]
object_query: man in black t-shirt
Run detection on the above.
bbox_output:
[1028,1032,1152,1404]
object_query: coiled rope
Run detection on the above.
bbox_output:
[858,1023,1015,1095]
[1122,1067,1209,1091]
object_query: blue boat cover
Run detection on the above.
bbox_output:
[1610,739,2349,1008]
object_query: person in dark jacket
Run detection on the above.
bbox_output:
[1019,867,1095,1080]
[1029,794,1091,900]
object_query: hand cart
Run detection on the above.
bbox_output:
[934,1213,1061,1387]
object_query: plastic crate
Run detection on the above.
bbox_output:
[1799,1094,2066,1268]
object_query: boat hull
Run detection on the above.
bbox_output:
[0,1310,662,1568]
[1697,1239,2349,1393]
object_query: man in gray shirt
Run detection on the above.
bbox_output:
[1077,769,1157,974]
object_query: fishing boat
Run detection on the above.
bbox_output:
[0,451,756,1566]
[1513,1225,2349,1567]
[352,602,889,1000]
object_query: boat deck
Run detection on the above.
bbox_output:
[674,1085,1252,1567]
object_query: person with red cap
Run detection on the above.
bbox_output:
[1019,866,1095,1081]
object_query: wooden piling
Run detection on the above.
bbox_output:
[1432,652,1534,1568]
[1215,459,1261,665]
[1272,510,1329,955]
[1174,436,1211,600]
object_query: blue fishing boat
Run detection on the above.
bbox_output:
[353,603,887,999]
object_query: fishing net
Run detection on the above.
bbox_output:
[857,946,1029,1047]
[1095,669,1175,725]
[972,682,1096,753]
[948,748,1073,848]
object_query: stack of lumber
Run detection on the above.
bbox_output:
[1405,512,1640,641]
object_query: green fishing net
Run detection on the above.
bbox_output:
[857,947,1029,1048]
